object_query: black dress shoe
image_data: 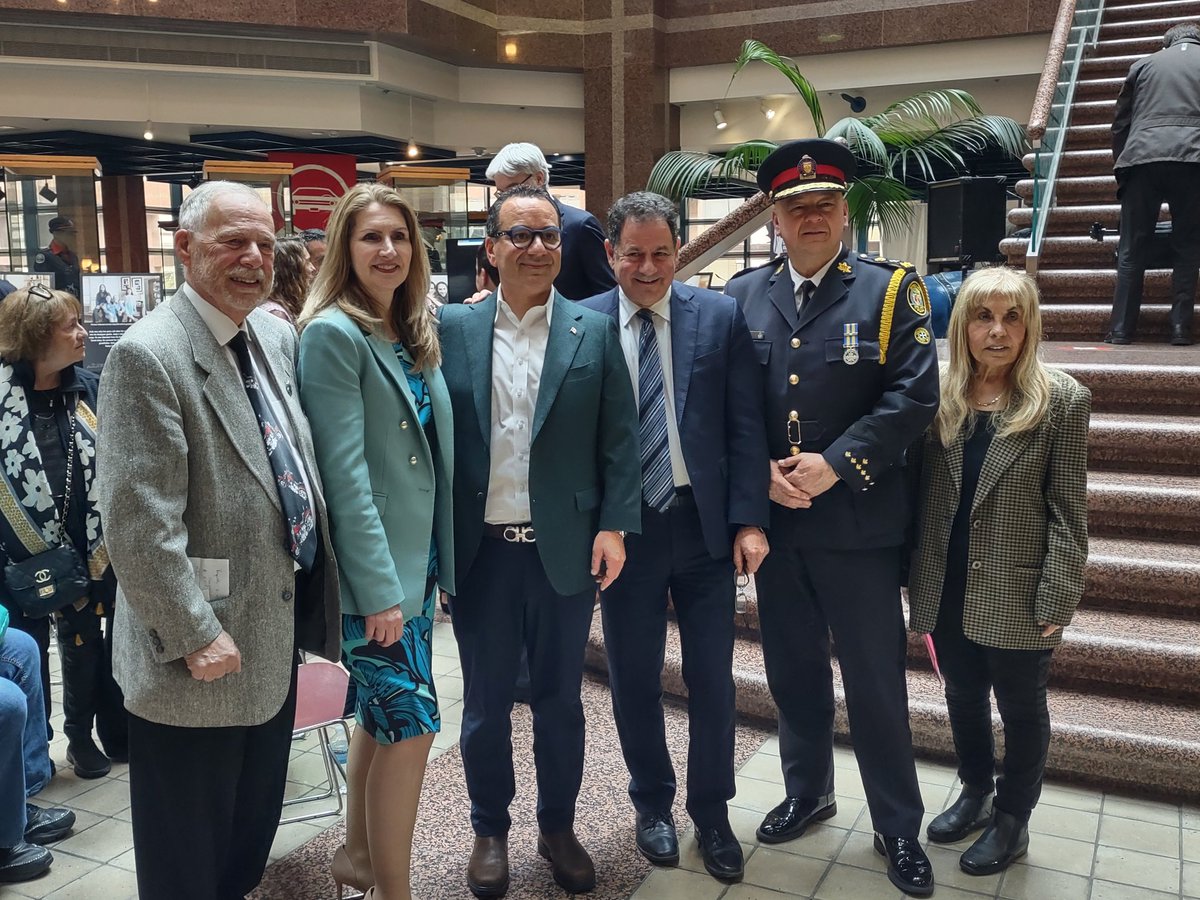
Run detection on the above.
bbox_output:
[694,821,744,882]
[959,809,1029,875]
[1104,332,1133,345]
[23,805,75,845]
[1170,324,1194,346]
[66,739,111,779]
[537,830,596,894]
[873,834,935,897]
[634,812,678,866]
[0,842,52,883]
[926,786,993,843]
[755,795,837,843]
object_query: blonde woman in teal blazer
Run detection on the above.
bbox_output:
[297,183,453,900]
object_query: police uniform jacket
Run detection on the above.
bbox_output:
[34,244,81,298]
[907,370,1090,650]
[724,247,939,550]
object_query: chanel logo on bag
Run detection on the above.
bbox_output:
[34,569,52,584]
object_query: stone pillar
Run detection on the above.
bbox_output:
[100,175,149,273]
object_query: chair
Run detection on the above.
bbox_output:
[280,660,351,825]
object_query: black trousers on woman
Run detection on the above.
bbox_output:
[933,605,1053,819]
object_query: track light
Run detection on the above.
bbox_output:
[39,182,57,203]
[143,122,154,141]
[713,106,727,130]
[761,100,776,121]
[841,93,867,114]
[406,139,419,158]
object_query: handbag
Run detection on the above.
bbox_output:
[1,404,90,618]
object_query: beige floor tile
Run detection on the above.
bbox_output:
[629,867,728,900]
[1185,807,1200,831]
[721,884,803,899]
[731,775,787,815]
[1020,833,1095,876]
[1036,783,1103,814]
[768,825,852,862]
[728,804,766,846]
[437,674,464,701]
[286,749,339,788]
[998,863,1089,900]
[833,830,881,870]
[283,780,321,802]
[813,862,903,899]
[432,727,460,751]
[759,737,780,757]
[1103,795,1182,827]
[268,820,329,862]
[32,773,103,805]
[108,847,138,872]
[677,835,754,878]
[430,654,460,677]
[43,861,139,900]
[1090,880,1179,900]
[738,753,785,785]
[1184,860,1200,898]
[1099,815,1181,858]
[830,772,866,803]
[61,779,131,818]
[1093,845,1181,894]
[1186,829,1200,863]
[913,762,960,788]
[7,850,100,899]
[52,817,135,864]
[440,700,464,725]
[742,846,827,895]
[1028,806,1099,843]
[922,843,1004,894]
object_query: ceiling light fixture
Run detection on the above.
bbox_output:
[143,121,154,141]
[713,106,727,130]
[406,139,419,158]
[761,100,776,121]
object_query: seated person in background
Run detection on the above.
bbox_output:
[0,616,78,884]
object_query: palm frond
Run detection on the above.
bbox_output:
[645,147,764,200]
[866,89,983,132]
[731,40,825,134]
[823,117,889,172]
[845,176,916,238]
[887,115,1028,183]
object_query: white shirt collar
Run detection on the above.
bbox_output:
[618,286,672,328]
[789,244,844,294]
[494,285,553,327]
[182,282,244,346]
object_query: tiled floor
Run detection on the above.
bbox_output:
[12,621,1200,900]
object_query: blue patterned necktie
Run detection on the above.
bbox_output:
[637,309,675,512]
[229,332,317,572]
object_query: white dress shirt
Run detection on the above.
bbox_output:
[485,287,553,524]
[789,244,844,309]
[617,288,691,490]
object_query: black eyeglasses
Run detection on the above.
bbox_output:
[27,283,54,301]
[492,226,563,250]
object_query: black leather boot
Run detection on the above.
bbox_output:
[959,808,1029,875]
[926,785,993,843]
[59,632,111,779]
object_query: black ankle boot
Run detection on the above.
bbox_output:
[66,738,111,779]
[927,786,993,843]
[959,809,1028,875]
[59,627,110,778]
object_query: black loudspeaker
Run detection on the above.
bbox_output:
[926,176,1008,266]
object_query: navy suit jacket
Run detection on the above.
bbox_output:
[555,201,616,301]
[581,282,770,560]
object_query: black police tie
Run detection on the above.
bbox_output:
[229,332,318,572]
[797,280,815,313]
[637,309,676,512]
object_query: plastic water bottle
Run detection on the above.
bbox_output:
[329,727,349,767]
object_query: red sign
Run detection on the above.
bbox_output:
[268,152,358,232]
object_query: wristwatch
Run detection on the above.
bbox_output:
[615,530,627,539]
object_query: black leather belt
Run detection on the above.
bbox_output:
[647,485,693,512]
[483,523,536,543]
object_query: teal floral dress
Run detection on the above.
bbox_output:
[340,345,440,743]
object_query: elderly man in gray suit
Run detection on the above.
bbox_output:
[96,181,340,900]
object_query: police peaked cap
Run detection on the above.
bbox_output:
[757,139,857,202]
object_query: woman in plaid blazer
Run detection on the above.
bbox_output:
[908,267,1090,878]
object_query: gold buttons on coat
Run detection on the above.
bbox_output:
[789,374,799,385]
[789,446,801,456]
[400,420,409,429]
[791,338,801,348]
[789,411,799,420]
[409,456,418,465]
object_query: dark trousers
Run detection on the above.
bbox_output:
[932,609,1053,819]
[127,663,298,900]
[1111,160,1200,337]
[450,537,596,836]
[600,495,736,829]
[754,510,923,836]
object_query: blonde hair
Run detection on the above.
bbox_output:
[0,287,82,363]
[298,183,438,370]
[935,266,1052,445]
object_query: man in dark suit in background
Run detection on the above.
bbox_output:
[1108,21,1200,346]
[723,139,939,897]
[581,192,769,883]
[487,143,616,301]
[438,184,641,898]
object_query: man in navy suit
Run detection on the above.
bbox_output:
[582,192,770,883]
[487,143,616,301]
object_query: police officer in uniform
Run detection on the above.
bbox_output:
[724,139,939,897]
[33,216,81,299]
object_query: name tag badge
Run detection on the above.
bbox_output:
[842,323,860,365]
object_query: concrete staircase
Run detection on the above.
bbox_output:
[586,0,1200,804]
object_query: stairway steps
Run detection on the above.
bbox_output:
[1085,536,1200,617]
[1087,470,1200,542]
[1023,149,1113,177]
[1070,99,1118,127]
[1104,1,1200,23]
[1073,76,1128,101]
[1037,268,1195,301]
[1014,175,1118,204]
[1065,123,1114,150]
[584,621,1200,802]
[1080,53,1147,77]
[1008,203,1168,235]
[1053,347,1200,413]
[1002,235,1117,267]
[1042,304,1183,340]
[1088,411,1200,473]
[1099,17,1187,42]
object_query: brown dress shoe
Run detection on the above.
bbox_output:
[537,830,596,893]
[467,835,509,898]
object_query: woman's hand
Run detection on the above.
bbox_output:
[1038,621,1062,637]
[365,605,405,647]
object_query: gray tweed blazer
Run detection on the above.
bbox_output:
[908,368,1090,650]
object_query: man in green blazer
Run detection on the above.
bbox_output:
[438,185,641,898]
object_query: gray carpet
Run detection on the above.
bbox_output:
[253,675,771,899]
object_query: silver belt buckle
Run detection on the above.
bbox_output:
[502,525,536,543]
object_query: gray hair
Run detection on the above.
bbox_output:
[606,192,680,245]
[1164,22,1200,47]
[178,181,268,233]
[486,143,551,184]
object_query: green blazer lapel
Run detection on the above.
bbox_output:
[463,297,497,448]
[425,366,454,479]
[971,425,1037,515]
[173,296,281,512]
[363,331,421,426]
[532,293,584,443]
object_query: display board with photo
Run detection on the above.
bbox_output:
[81,273,164,372]
[0,271,55,300]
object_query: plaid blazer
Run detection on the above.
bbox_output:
[908,368,1090,650]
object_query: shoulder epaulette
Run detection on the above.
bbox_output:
[858,254,917,272]
[728,255,789,283]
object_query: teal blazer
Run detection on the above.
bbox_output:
[298,307,455,621]
[438,292,641,597]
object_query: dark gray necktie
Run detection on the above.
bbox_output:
[797,280,815,313]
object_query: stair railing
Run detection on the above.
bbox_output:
[1025,0,1107,274]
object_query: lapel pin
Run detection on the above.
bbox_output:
[570,326,577,335]
[286,383,293,396]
